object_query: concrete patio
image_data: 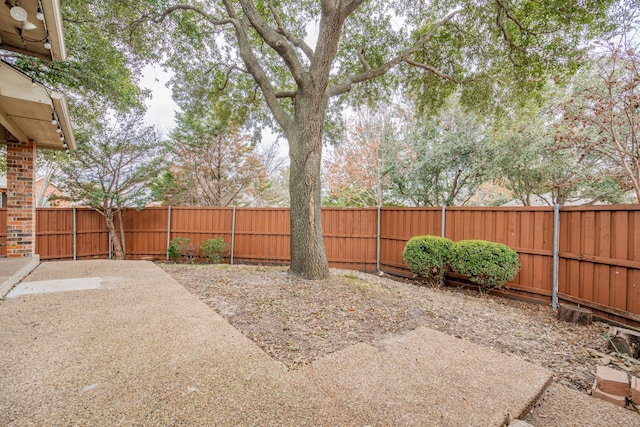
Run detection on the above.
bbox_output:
[0,260,553,426]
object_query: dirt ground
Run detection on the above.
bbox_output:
[159,263,640,395]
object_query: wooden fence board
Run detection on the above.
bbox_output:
[168,207,233,259]
[323,208,377,271]
[36,209,74,260]
[75,209,109,259]
[234,208,290,264]
[379,208,441,275]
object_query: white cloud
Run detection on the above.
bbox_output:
[141,65,179,137]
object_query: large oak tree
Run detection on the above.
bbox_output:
[133,0,615,278]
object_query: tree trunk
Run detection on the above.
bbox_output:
[117,209,126,256]
[609,327,640,358]
[104,207,125,260]
[557,303,592,325]
[287,93,330,279]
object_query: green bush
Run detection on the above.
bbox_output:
[447,240,520,292]
[168,237,196,263]
[402,235,453,285]
[200,238,228,264]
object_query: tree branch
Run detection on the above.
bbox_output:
[327,8,461,98]
[275,90,297,99]
[343,0,368,17]
[152,2,294,131]
[403,59,458,83]
[219,0,294,131]
[267,0,314,60]
[238,0,309,87]
[356,46,372,71]
[152,5,236,27]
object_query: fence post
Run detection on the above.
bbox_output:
[441,206,446,238]
[552,204,560,310]
[73,207,77,261]
[166,205,172,261]
[376,206,381,272]
[230,206,236,265]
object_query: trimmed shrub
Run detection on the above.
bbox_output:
[168,237,196,263]
[200,238,228,264]
[402,235,453,285]
[448,239,520,292]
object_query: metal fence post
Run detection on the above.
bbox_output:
[166,205,172,261]
[376,206,381,272]
[73,206,77,261]
[441,206,446,238]
[552,204,560,309]
[230,206,236,265]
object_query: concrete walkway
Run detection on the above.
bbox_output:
[0,260,552,426]
[0,255,40,298]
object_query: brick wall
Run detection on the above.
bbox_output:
[6,140,36,257]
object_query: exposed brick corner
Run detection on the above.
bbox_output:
[5,140,37,258]
[596,365,629,397]
[592,380,627,407]
[631,376,640,405]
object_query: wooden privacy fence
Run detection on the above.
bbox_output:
[0,205,639,327]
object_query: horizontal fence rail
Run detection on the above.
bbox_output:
[1,204,639,327]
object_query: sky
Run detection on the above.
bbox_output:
[141,65,179,138]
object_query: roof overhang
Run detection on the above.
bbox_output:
[0,60,75,150]
[0,0,66,61]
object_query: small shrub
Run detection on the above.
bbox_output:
[168,237,196,263]
[200,238,228,264]
[402,235,453,286]
[448,240,520,293]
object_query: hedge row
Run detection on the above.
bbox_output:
[402,235,520,292]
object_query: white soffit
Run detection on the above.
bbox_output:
[0,61,75,150]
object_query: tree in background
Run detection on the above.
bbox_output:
[249,140,289,206]
[56,112,164,260]
[555,36,640,202]
[155,109,275,206]
[35,151,65,208]
[492,81,632,206]
[129,0,615,278]
[388,98,491,206]
[323,107,406,207]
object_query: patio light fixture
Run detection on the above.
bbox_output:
[22,20,36,30]
[9,4,37,31]
[36,7,43,20]
[9,4,27,21]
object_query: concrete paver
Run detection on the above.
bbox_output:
[0,260,552,426]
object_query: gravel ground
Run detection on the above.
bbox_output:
[161,263,640,425]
